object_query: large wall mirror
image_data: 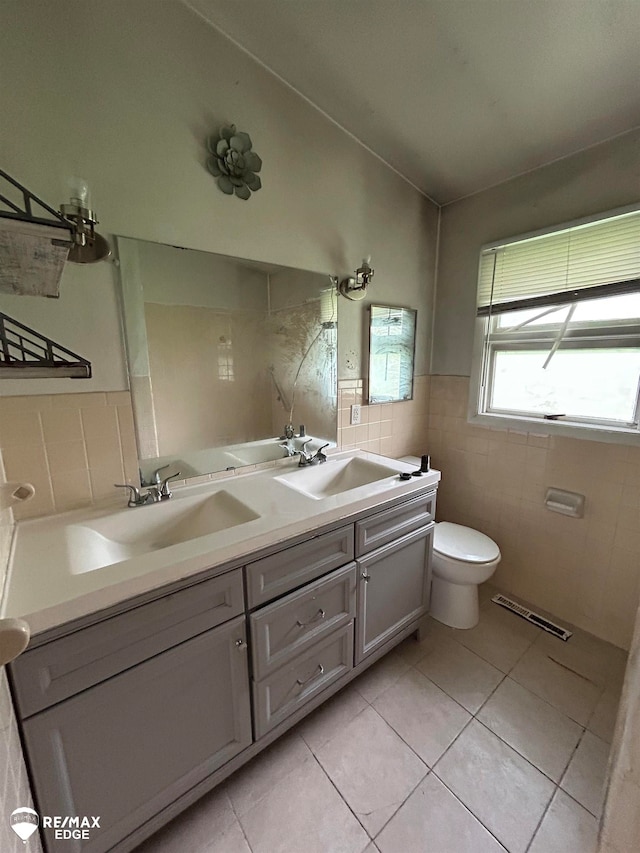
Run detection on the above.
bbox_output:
[117,237,337,482]
[368,304,417,403]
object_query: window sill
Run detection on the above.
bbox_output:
[468,411,640,447]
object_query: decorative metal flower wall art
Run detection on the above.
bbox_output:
[206,124,262,200]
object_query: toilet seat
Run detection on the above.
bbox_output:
[434,522,500,565]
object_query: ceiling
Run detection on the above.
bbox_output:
[186,0,640,206]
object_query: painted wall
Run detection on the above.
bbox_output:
[0,0,437,396]
[432,128,640,376]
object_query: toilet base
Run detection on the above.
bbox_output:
[430,575,480,630]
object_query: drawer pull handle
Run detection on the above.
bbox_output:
[296,608,326,628]
[361,572,371,583]
[296,664,324,686]
[235,638,247,650]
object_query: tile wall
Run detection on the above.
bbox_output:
[427,376,640,650]
[0,392,139,521]
[0,459,42,852]
[0,377,637,651]
[337,375,430,460]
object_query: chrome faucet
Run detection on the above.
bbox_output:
[279,440,297,457]
[297,441,330,467]
[150,470,181,501]
[114,470,181,507]
[114,483,154,507]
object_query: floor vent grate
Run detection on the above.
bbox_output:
[492,594,572,641]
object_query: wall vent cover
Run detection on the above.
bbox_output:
[492,593,572,641]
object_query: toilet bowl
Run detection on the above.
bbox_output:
[430,522,501,629]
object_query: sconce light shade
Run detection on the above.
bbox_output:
[60,186,111,264]
[339,256,374,301]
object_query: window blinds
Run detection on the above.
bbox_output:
[477,207,640,316]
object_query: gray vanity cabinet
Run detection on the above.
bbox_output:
[10,485,437,852]
[19,615,252,853]
[356,525,433,663]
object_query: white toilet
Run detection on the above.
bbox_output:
[430,522,501,629]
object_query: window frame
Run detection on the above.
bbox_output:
[469,205,640,445]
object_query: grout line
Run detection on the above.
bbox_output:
[369,766,431,844]
[308,748,378,842]
[524,788,555,853]
[224,786,254,852]
[430,770,510,852]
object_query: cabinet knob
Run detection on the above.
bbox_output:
[361,572,371,583]
[235,638,247,650]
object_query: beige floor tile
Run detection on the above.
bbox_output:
[477,677,583,782]
[393,616,455,665]
[239,755,370,853]
[529,789,598,853]
[561,731,610,817]
[435,720,555,853]
[510,646,602,726]
[415,635,504,713]
[225,731,311,817]
[451,601,539,673]
[394,634,429,665]
[587,687,622,744]
[135,785,244,853]
[534,627,628,691]
[297,685,368,753]
[352,650,410,703]
[315,705,427,837]
[376,772,506,853]
[373,668,471,767]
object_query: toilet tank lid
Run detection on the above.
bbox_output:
[434,522,500,563]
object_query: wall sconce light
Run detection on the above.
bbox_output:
[60,179,111,264]
[339,256,374,301]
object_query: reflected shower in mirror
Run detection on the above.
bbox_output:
[117,237,337,482]
[368,304,417,403]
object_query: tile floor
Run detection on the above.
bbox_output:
[137,585,627,852]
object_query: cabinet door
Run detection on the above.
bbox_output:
[21,616,251,853]
[356,525,433,664]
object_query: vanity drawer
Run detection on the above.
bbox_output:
[246,525,354,608]
[10,568,244,718]
[355,491,435,556]
[253,623,354,738]
[250,562,356,680]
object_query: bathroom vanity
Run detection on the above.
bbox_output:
[5,451,438,852]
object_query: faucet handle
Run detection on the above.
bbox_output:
[313,443,330,463]
[114,483,149,507]
[151,463,171,485]
[158,471,181,499]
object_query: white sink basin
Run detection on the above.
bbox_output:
[65,490,260,574]
[274,457,400,500]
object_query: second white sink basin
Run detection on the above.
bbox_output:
[66,490,260,574]
[274,456,400,500]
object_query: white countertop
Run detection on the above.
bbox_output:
[1,450,440,636]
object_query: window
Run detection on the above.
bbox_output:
[471,205,640,438]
